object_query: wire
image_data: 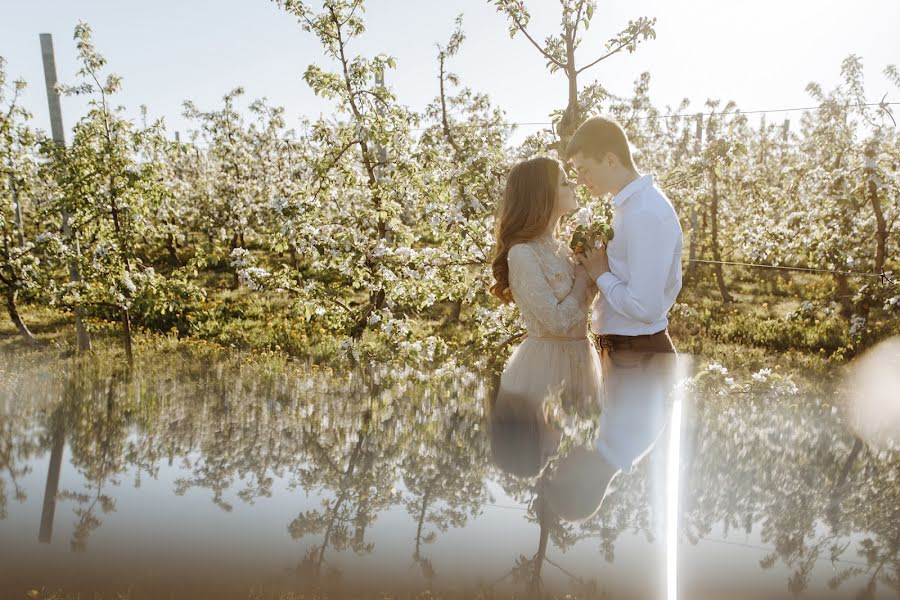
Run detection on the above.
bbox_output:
[687,259,897,284]
[420,101,899,131]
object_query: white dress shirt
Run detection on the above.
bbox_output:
[592,174,683,336]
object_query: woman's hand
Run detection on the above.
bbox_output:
[574,264,592,289]
[575,263,599,301]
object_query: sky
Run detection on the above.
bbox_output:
[1,0,898,144]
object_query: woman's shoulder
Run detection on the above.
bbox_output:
[507,241,537,261]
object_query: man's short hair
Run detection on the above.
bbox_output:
[566,116,636,170]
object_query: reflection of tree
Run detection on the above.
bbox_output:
[401,405,489,584]
[3,347,897,597]
[0,354,53,522]
[489,363,898,599]
[495,472,614,599]
[169,367,305,511]
[0,407,34,519]
[682,367,900,598]
[287,409,386,580]
[57,367,131,551]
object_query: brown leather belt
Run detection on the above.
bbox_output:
[594,329,672,353]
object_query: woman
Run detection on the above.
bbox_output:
[489,156,603,429]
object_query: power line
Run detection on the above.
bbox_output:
[687,259,897,284]
[630,101,898,122]
[420,101,898,131]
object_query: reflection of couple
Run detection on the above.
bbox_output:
[488,116,682,520]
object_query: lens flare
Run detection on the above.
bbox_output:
[843,336,900,451]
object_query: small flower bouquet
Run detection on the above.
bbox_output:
[568,208,614,254]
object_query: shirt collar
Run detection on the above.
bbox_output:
[611,173,653,208]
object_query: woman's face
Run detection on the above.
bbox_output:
[556,167,579,215]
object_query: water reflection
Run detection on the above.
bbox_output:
[0,349,897,599]
[487,343,682,599]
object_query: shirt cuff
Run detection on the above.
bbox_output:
[597,272,620,296]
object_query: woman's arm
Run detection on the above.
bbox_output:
[508,244,590,336]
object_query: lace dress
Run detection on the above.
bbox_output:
[497,233,603,412]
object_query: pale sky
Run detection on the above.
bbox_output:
[2,0,898,143]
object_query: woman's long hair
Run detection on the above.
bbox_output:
[490,157,561,304]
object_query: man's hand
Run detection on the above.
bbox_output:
[576,244,610,281]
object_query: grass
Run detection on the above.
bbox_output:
[2,265,896,374]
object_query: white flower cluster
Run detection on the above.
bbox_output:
[230,248,270,290]
[849,314,867,339]
[269,196,290,213]
[670,302,697,320]
[122,272,137,294]
[751,368,772,383]
[238,267,270,291]
[229,247,252,268]
[574,207,592,227]
[774,379,799,395]
[707,362,729,376]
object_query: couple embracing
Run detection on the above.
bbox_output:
[488,116,682,520]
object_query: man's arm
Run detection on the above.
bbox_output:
[596,209,679,324]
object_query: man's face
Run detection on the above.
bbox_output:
[572,151,613,197]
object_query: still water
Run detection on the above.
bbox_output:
[0,346,897,599]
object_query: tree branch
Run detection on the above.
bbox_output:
[576,30,642,75]
[508,13,567,69]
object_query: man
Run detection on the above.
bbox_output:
[570,116,683,479]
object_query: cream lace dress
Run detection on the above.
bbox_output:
[497,233,603,412]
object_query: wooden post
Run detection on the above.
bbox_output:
[687,113,702,273]
[710,165,732,303]
[759,114,767,164]
[40,33,92,352]
[373,67,395,241]
[782,118,790,142]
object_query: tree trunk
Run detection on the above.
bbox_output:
[62,215,92,352]
[555,29,580,153]
[834,273,854,319]
[414,489,430,561]
[827,437,863,531]
[165,230,180,265]
[709,169,732,303]
[530,493,551,597]
[844,139,888,324]
[6,289,40,347]
[449,299,463,323]
[230,232,240,289]
[687,207,699,275]
[865,140,887,276]
[350,288,386,340]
